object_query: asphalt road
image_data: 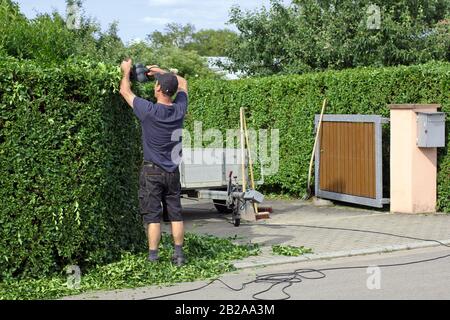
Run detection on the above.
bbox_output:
[65,246,450,300]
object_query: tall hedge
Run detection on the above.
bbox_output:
[1,59,449,280]
[188,62,450,212]
[0,58,145,279]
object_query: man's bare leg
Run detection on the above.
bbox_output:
[171,221,184,246]
[148,223,161,251]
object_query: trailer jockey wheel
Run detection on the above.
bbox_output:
[226,171,241,227]
[231,199,241,227]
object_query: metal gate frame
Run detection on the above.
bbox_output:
[314,115,390,208]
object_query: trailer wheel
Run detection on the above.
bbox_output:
[213,200,233,214]
[233,218,241,227]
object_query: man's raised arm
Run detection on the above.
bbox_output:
[120,58,136,108]
[176,74,188,94]
[147,65,188,95]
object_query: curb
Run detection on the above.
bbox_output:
[233,239,450,269]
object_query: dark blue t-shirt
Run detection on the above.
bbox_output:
[133,91,188,172]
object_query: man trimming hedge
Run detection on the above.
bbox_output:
[119,58,188,266]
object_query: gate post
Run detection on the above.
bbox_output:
[388,104,441,213]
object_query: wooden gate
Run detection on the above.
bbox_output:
[315,115,389,208]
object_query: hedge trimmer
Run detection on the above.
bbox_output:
[130,63,178,83]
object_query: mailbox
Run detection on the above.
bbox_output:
[416,112,445,148]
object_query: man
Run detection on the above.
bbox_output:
[119,58,188,266]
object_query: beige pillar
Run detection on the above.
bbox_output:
[389,104,440,214]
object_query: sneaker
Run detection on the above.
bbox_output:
[171,254,186,267]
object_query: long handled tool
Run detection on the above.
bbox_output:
[239,108,247,193]
[242,109,271,220]
[303,98,327,200]
[242,110,257,213]
[239,108,256,222]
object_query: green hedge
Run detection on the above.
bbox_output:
[188,62,450,212]
[0,58,145,279]
[1,59,449,280]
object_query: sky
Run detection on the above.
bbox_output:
[15,0,288,44]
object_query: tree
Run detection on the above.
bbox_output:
[0,0,129,64]
[0,1,220,78]
[96,21,127,63]
[125,41,217,79]
[153,46,217,79]
[147,23,238,57]
[125,41,154,65]
[147,23,196,49]
[226,0,450,76]
[144,23,239,76]
[185,29,238,56]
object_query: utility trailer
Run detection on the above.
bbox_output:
[179,148,264,226]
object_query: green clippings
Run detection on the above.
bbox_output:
[0,233,260,300]
[272,245,313,257]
